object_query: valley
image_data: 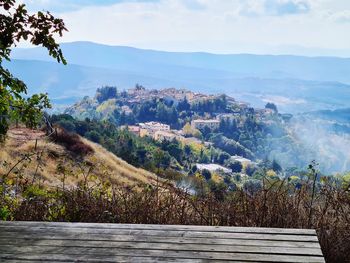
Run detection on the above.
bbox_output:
[56,85,350,182]
[7,42,350,113]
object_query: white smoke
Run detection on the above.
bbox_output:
[288,116,350,174]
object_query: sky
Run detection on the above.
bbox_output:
[19,0,350,56]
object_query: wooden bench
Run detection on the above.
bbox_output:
[0,221,325,262]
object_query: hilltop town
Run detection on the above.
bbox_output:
[63,85,297,178]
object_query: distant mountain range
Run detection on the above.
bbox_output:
[6,41,350,113]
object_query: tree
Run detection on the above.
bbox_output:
[245,164,256,177]
[217,152,230,165]
[182,122,201,138]
[56,119,76,132]
[167,143,182,161]
[95,86,117,103]
[208,180,227,201]
[135,83,145,91]
[272,159,282,173]
[153,148,170,172]
[226,160,243,173]
[181,122,189,134]
[202,169,212,181]
[0,0,67,139]
[85,130,101,143]
[243,179,262,195]
[223,175,237,191]
[265,102,278,113]
[177,97,190,112]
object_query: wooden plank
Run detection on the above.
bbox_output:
[0,248,325,263]
[0,255,204,263]
[0,221,316,235]
[0,222,324,262]
[0,227,320,242]
[0,233,321,248]
[0,255,250,263]
[0,240,323,256]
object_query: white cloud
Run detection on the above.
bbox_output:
[264,0,311,16]
[239,0,311,17]
[22,0,350,56]
[328,10,350,23]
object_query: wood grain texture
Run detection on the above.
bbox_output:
[0,221,325,262]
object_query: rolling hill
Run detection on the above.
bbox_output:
[6,41,350,112]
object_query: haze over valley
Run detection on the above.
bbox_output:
[8,41,350,113]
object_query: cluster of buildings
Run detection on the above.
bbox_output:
[125,86,230,105]
[121,121,254,176]
[116,87,261,176]
[122,121,180,142]
[124,116,241,143]
[122,120,218,147]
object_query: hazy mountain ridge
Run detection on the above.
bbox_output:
[8,42,350,113]
[12,42,350,83]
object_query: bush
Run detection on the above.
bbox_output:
[56,119,76,132]
[23,185,47,199]
[85,130,102,143]
[0,206,11,221]
[52,129,93,156]
[202,169,212,181]
[2,177,350,262]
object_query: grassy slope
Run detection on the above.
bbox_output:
[0,128,157,188]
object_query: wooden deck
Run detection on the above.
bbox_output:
[0,221,325,262]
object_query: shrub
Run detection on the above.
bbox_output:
[56,119,76,132]
[52,129,93,156]
[201,169,212,181]
[2,177,350,262]
[85,130,102,143]
[0,206,11,221]
[23,185,47,199]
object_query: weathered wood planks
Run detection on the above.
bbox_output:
[0,221,325,262]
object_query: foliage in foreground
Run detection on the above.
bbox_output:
[0,0,67,140]
[0,174,349,263]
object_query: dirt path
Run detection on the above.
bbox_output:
[7,127,46,147]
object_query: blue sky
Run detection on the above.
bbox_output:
[21,0,350,56]
[24,0,159,12]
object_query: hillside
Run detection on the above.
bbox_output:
[0,127,157,188]
[6,41,350,113]
[61,85,350,174]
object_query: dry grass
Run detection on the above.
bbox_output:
[0,128,158,188]
[2,180,349,263]
[83,138,157,185]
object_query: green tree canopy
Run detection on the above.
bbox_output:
[0,0,67,139]
[95,86,118,103]
[265,102,278,112]
[226,160,243,173]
